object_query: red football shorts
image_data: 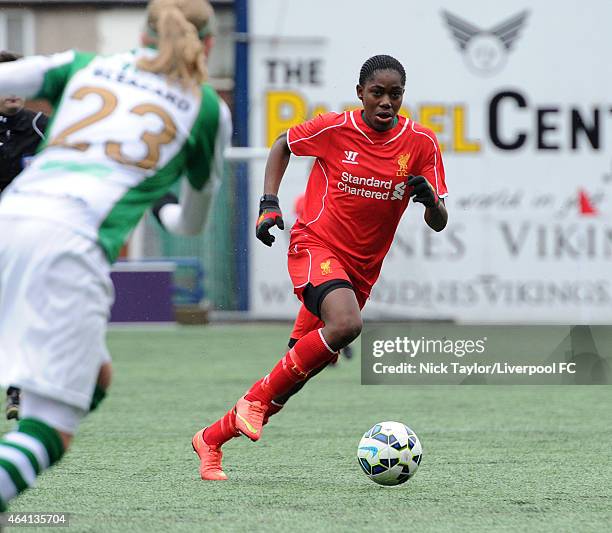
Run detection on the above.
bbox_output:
[288,241,350,294]
[287,233,369,312]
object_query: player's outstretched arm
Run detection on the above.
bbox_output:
[263,132,292,196]
[0,51,81,103]
[155,98,232,236]
[255,133,291,246]
[152,178,217,236]
[424,200,447,232]
[407,175,448,232]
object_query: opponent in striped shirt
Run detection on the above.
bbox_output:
[0,0,230,510]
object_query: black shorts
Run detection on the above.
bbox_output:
[302,279,354,319]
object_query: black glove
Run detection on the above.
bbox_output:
[152,192,179,228]
[407,175,439,208]
[256,194,284,246]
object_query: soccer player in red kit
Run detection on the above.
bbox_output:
[192,55,448,480]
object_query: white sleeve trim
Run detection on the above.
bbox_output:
[287,112,347,150]
[410,121,442,196]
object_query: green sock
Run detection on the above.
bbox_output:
[0,418,64,510]
[89,385,107,412]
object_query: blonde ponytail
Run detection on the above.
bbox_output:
[138,0,212,89]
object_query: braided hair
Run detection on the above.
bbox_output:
[358,55,406,86]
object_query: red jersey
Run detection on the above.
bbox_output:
[287,110,448,290]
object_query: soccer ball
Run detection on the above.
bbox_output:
[357,421,422,486]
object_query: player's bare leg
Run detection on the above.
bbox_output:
[318,288,362,349]
[96,362,112,390]
[90,362,112,413]
[234,287,361,441]
[57,431,73,451]
[196,306,318,455]
[194,289,361,479]
[264,302,355,424]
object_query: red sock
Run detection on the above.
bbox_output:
[202,407,239,447]
[245,329,336,404]
[263,401,284,426]
[268,401,284,417]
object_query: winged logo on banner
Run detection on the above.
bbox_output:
[442,10,529,75]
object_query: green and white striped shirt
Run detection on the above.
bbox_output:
[0,48,231,262]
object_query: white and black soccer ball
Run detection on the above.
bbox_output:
[357,421,422,486]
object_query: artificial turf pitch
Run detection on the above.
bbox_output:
[1,324,611,532]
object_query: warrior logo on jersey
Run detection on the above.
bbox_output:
[396,153,411,177]
[442,10,529,76]
[342,150,359,165]
[320,260,332,275]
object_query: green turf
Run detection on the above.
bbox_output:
[1,325,611,532]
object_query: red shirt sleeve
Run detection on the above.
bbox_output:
[287,112,345,159]
[413,124,448,198]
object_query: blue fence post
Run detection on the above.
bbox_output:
[234,0,250,311]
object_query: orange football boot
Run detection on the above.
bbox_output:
[234,396,267,441]
[192,429,228,480]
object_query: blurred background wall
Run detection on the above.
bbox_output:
[2,0,611,324]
